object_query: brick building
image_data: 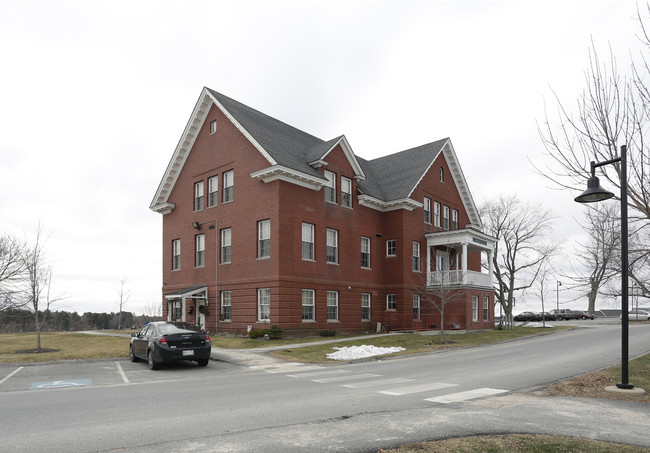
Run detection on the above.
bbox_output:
[150,88,496,335]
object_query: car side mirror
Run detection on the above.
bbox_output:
[131,333,138,338]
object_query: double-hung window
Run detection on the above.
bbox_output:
[324,170,336,203]
[327,291,338,321]
[195,234,205,267]
[208,175,218,207]
[412,241,420,271]
[221,228,231,264]
[326,229,338,264]
[302,289,315,321]
[361,293,371,321]
[341,176,352,208]
[302,223,314,260]
[386,239,396,257]
[483,296,490,321]
[452,209,459,230]
[223,170,234,203]
[194,181,204,211]
[258,288,270,321]
[440,167,444,182]
[210,120,217,134]
[434,201,441,228]
[258,220,270,259]
[387,294,396,310]
[172,239,181,271]
[472,296,479,322]
[424,197,431,224]
[413,294,420,319]
[361,236,370,268]
[221,291,231,321]
[443,206,450,230]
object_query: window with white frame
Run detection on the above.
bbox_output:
[412,241,421,271]
[302,223,314,260]
[361,293,371,321]
[326,228,338,264]
[452,209,459,230]
[434,201,441,227]
[208,175,218,207]
[361,236,370,268]
[324,170,336,203]
[341,176,352,208]
[194,181,204,211]
[483,296,490,321]
[172,239,181,271]
[387,294,396,310]
[172,300,182,321]
[424,197,431,224]
[221,291,231,321]
[327,291,338,321]
[223,170,234,203]
[258,219,270,259]
[413,294,420,319]
[221,228,231,264]
[258,288,270,321]
[443,205,450,230]
[302,289,315,321]
[386,239,396,257]
[210,120,217,134]
[440,166,444,182]
[195,234,205,267]
[472,296,479,322]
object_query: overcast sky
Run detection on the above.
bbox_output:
[0,0,641,315]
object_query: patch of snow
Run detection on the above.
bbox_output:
[327,345,406,360]
[523,322,555,328]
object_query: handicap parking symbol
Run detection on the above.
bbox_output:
[30,379,92,389]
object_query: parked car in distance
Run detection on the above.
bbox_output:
[514,311,540,322]
[576,311,596,320]
[537,312,557,321]
[130,321,211,370]
[549,309,583,320]
[620,309,650,321]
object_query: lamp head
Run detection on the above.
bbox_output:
[574,175,615,203]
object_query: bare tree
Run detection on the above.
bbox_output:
[530,264,555,328]
[480,195,560,329]
[0,233,27,311]
[21,225,64,349]
[117,276,130,330]
[141,299,162,317]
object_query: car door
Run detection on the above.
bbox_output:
[133,325,151,358]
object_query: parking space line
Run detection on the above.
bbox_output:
[115,362,129,384]
[0,367,23,385]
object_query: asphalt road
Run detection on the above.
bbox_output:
[1,321,649,452]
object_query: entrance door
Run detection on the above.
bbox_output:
[436,251,449,271]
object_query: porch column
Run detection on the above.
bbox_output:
[426,243,432,286]
[461,242,468,284]
[488,249,494,284]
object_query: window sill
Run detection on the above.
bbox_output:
[257,256,270,261]
[302,320,316,323]
[327,261,339,266]
[220,320,231,323]
[327,320,340,323]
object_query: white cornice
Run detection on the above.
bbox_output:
[250,165,325,191]
[358,195,421,212]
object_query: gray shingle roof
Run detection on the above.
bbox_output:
[208,88,447,203]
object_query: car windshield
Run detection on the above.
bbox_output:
[157,323,201,335]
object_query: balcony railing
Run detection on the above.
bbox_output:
[427,270,492,288]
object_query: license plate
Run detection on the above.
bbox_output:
[182,350,194,356]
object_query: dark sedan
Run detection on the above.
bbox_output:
[130,321,211,370]
[513,311,539,322]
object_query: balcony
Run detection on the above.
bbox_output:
[427,270,492,289]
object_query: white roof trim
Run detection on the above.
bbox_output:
[250,165,325,191]
[320,135,366,180]
[358,195,421,212]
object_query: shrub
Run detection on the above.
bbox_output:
[320,329,337,337]
[268,325,283,339]
[248,329,267,339]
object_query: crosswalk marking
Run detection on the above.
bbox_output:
[313,373,381,383]
[380,382,457,396]
[343,377,414,388]
[262,365,324,373]
[287,369,351,379]
[424,387,508,403]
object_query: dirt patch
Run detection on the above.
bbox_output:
[15,348,59,354]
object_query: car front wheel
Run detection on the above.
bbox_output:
[130,346,139,362]
[147,351,159,370]
[197,359,209,367]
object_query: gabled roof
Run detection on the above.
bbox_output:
[150,88,481,226]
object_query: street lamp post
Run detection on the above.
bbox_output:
[556,281,561,311]
[574,144,633,390]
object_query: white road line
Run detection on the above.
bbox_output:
[115,362,129,384]
[424,388,509,404]
[313,373,381,383]
[379,382,458,396]
[264,365,325,374]
[343,378,414,389]
[287,369,351,379]
[0,367,23,385]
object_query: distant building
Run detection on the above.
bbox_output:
[150,88,496,335]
